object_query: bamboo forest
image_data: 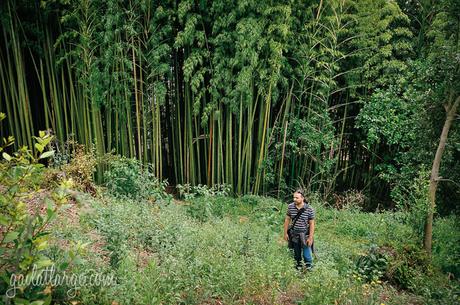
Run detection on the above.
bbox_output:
[0,0,459,304]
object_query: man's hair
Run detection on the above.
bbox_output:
[294,189,304,196]
[294,189,308,203]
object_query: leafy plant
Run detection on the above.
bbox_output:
[176,183,232,200]
[386,244,430,292]
[332,190,366,211]
[61,144,97,194]
[354,245,390,284]
[392,170,431,242]
[0,113,77,304]
[104,156,171,203]
[432,215,460,278]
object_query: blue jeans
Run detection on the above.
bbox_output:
[292,241,313,269]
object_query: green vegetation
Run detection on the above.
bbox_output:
[103,156,172,203]
[1,0,458,208]
[9,187,455,305]
[0,122,457,303]
[0,114,84,304]
[0,0,459,303]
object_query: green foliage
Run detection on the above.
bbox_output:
[50,191,458,304]
[1,0,460,301]
[354,0,460,213]
[103,156,171,203]
[432,215,460,278]
[61,144,97,193]
[345,0,413,88]
[355,63,428,204]
[176,183,231,200]
[266,113,337,195]
[425,0,460,98]
[353,241,459,303]
[2,0,460,212]
[0,113,77,304]
[75,196,297,304]
[357,86,419,148]
[181,194,285,227]
[392,170,431,240]
[354,245,389,284]
[386,244,430,291]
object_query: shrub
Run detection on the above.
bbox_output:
[52,189,459,305]
[354,245,390,284]
[61,144,97,194]
[393,170,430,242]
[386,244,430,291]
[432,215,460,278]
[353,241,434,293]
[176,183,231,200]
[46,139,98,193]
[80,197,298,304]
[0,113,78,304]
[103,156,171,203]
[332,189,366,211]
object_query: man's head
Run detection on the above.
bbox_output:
[293,189,306,205]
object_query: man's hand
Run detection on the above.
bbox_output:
[283,215,291,242]
[307,219,315,247]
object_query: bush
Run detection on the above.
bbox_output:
[176,183,232,200]
[386,244,430,291]
[49,187,459,305]
[0,113,78,304]
[332,189,366,211]
[61,144,97,193]
[432,215,460,278]
[354,245,390,284]
[103,156,171,203]
[393,170,430,242]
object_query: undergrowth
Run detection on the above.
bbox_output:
[42,191,460,305]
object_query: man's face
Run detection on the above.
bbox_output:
[293,193,303,205]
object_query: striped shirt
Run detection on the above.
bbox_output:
[286,202,315,232]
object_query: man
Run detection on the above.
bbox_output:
[284,189,315,270]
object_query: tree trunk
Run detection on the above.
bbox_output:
[424,96,460,254]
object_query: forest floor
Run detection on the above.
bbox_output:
[38,189,459,305]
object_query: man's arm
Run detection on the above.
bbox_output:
[306,219,315,246]
[283,215,291,241]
